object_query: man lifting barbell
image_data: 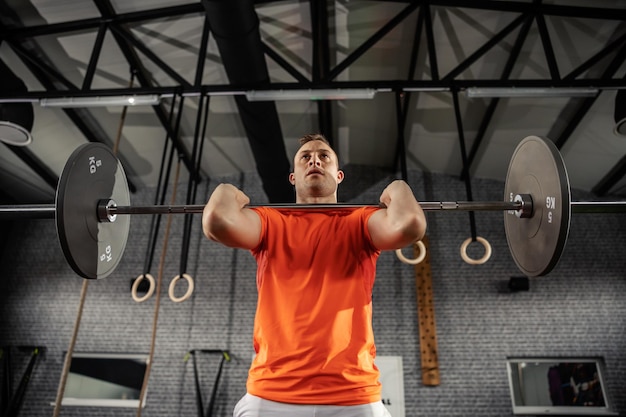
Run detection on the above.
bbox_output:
[202,133,426,417]
[2,132,625,417]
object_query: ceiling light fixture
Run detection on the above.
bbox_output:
[465,87,599,98]
[39,94,161,108]
[205,91,247,97]
[245,88,377,101]
[402,87,450,92]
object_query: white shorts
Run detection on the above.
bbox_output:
[233,393,392,417]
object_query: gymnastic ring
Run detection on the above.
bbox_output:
[132,273,155,303]
[169,273,194,303]
[460,236,492,265]
[395,241,427,265]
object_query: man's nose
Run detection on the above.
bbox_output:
[309,156,322,166]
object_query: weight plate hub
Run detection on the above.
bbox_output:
[56,143,130,279]
[504,136,571,277]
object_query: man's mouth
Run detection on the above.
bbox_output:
[307,169,323,176]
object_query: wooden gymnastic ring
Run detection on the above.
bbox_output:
[169,273,194,303]
[460,236,492,265]
[132,273,155,303]
[395,240,427,265]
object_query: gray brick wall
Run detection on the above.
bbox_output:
[1,166,625,417]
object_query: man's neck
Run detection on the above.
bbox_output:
[296,195,337,204]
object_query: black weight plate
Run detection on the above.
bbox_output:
[56,143,130,279]
[504,136,571,277]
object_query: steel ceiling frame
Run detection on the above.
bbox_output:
[1,0,625,198]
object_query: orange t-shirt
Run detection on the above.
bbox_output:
[247,206,382,405]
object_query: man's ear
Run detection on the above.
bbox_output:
[337,170,344,184]
[289,172,295,185]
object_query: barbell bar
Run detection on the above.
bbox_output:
[94,196,626,221]
[1,136,624,280]
[106,200,523,216]
[4,200,625,218]
[2,200,623,219]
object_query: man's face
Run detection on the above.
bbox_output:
[289,140,344,200]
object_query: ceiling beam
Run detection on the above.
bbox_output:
[81,22,108,90]
[393,5,425,175]
[564,32,626,81]
[5,145,57,192]
[1,0,624,202]
[460,12,533,180]
[423,3,439,81]
[425,0,626,20]
[93,0,197,179]
[554,44,626,150]
[2,78,625,103]
[7,40,140,191]
[310,0,333,145]
[327,2,419,81]
[535,11,560,81]
[261,42,309,84]
[593,154,626,197]
[109,24,192,88]
[2,26,143,193]
[201,0,292,202]
[7,41,78,91]
[193,16,211,88]
[442,13,526,81]
[0,3,204,39]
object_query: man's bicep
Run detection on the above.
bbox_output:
[367,210,397,251]
[236,208,263,249]
[367,209,418,251]
[210,208,262,250]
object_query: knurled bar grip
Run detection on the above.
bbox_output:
[105,200,523,217]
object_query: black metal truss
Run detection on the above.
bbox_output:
[93,0,197,179]
[310,0,334,146]
[0,0,625,196]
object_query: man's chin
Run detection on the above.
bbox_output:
[304,184,336,196]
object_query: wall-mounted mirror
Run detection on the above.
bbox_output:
[57,352,149,408]
[506,357,618,416]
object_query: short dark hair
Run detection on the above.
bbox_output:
[296,133,341,169]
[299,133,330,146]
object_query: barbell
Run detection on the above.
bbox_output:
[1,135,624,280]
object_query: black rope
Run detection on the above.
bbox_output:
[452,89,477,241]
[142,95,185,274]
[0,347,10,416]
[191,352,204,417]
[186,350,230,417]
[1,347,44,417]
[395,90,408,182]
[180,94,210,275]
[205,351,227,417]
